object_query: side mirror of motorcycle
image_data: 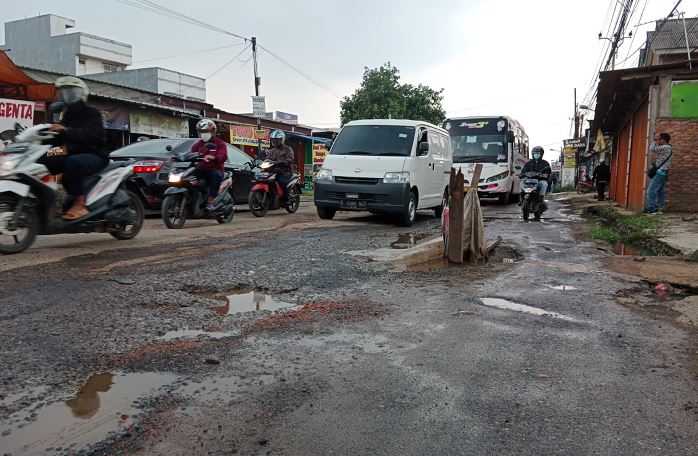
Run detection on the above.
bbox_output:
[165,145,173,152]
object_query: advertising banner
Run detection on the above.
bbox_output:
[312,142,328,165]
[0,98,35,146]
[230,124,270,148]
[129,111,188,138]
[252,96,266,118]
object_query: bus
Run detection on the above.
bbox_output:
[443,116,529,204]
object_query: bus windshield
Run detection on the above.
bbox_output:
[444,118,508,164]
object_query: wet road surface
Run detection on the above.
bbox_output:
[1,199,696,455]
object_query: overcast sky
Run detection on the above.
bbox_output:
[3,0,697,151]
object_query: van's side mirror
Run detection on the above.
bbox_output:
[506,131,515,143]
[418,141,429,156]
[325,139,333,150]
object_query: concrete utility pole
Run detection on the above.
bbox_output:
[251,37,263,154]
[574,88,580,140]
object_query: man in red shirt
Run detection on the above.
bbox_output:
[191,119,228,210]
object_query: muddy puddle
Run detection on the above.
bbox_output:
[480,297,578,322]
[159,329,239,341]
[389,240,523,272]
[1,372,176,455]
[390,233,434,249]
[547,285,578,291]
[613,242,657,256]
[202,289,294,315]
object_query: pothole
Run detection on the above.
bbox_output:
[479,297,578,322]
[390,233,434,249]
[547,285,579,291]
[199,288,295,315]
[613,242,658,256]
[1,372,177,455]
[158,329,240,341]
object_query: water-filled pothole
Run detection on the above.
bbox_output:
[480,297,577,321]
[614,242,657,256]
[203,289,294,315]
[390,233,433,249]
[158,329,239,341]
[547,285,578,291]
[1,372,176,455]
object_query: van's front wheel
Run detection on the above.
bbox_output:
[399,191,417,227]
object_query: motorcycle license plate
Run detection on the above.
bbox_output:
[341,200,366,209]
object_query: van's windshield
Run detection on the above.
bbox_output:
[330,125,415,157]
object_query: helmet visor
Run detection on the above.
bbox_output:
[58,86,83,104]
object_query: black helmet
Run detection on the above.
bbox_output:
[532,146,544,159]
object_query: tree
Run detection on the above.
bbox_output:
[340,63,446,126]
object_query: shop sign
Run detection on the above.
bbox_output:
[0,98,35,145]
[231,124,270,147]
[92,101,130,131]
[312,142,328,165]
[563,138,585,149]
[562,148,577,168]
[252,96,266,118]
[129,111,188,138]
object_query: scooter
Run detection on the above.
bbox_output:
[575,178,595,194]
[520,170,548,221]
[248,160,301,217]
[0,124,144,254]
[161,148,235,229]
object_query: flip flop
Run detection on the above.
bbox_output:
[62,208,88,220]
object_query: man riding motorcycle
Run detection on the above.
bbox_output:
[266,130,294,201]
[519,146,551,205]
[190,119,228,210]
[40,76,107,220]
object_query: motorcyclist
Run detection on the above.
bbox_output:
[519,146,551,205]
[266,130,294,201]
[40,76,107,220]
[190,118,228,210]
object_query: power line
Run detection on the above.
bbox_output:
[132,43,245,64]
[622,0,650,63]
[640,0,684,65]
[258,44,342,99]
[206,44,251,79]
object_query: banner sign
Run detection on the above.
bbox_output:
[252,96,266,118]
[312,142,328,165]
[129,111,188,138]
[562,148,577,168]
[0,98,35,146]
[275,111,298,124]
[92,101,130,131]
[563,138,585,149]
[231,124,270,147]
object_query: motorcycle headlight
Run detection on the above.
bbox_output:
[523,187,534,193]
[0,157,20,174]
[316,168,333,182]
[168,173,182,183]
[486,171,510,183]
[383,172,410,184]
[260,161,273,170]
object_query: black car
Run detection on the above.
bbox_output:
[110,138,259,211]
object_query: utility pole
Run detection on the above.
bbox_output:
[251,37,263,156]
[573,88,580,140]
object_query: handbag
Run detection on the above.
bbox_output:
[647,150,673,179]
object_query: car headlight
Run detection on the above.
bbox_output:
[383,172,410,184]
[168,173,182,183]
[316,168,333,182]
[0,157,19,174]
[486,171,510,183]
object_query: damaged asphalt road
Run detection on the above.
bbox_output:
[1,202,697,455]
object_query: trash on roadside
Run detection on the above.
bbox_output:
[654,282,670,295]
[503,258,515,263]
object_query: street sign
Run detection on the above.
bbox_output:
[252,96,266,118]
[563,138,585,149]
[275,111,298,124]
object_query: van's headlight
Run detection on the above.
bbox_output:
[383,172,410,184]
[316,169,333,182]
[168,172,182,183]
[486,171,510,183]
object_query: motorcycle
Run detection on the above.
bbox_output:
[248,160,301,217]
[0,124,144,254]
[520,170,548,221]
[161,147,235,229]
[575,178,594,194]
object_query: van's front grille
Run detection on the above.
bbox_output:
[334,176,381,185]
[326,192,390,202]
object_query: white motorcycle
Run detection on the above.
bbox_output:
[0,124,144,254]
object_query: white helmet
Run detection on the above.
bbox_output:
[196,118,217,142]
[55,76,89,105]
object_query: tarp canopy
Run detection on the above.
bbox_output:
[0,51,56,101]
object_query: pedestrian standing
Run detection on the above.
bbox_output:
[592,160,611,201]
[645,132,674,214]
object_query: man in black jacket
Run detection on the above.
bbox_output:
[519,146,551,205]
[592,160,611,201]
[41,76,107,220]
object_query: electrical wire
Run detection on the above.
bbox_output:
[132,43,245,64]
[622,0,650,63]
[257,45,342,99]
[206,44,251,79]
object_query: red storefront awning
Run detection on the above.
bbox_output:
[0,51,56,101]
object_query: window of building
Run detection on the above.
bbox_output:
[78,58,86,65]
[103,63,117,72]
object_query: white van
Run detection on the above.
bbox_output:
[313,119,453,226]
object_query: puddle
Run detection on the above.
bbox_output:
[205,289,294,315]
[1,372,177,455]
[547,285,579,291]
[158,329,238,341]
[480,298,578,321]
[613,242,657,256]
[390,233,433,249]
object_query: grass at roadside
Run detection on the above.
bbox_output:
[584,204,667,251]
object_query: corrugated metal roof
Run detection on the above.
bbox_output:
[647,17,698,51]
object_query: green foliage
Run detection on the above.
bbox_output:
[588,224,621,244]
[340,63,446,126]
[556,185,575,193]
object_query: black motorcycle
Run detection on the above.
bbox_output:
[520,170,548,221]
[248,160,301,217]
[161,148,234,229]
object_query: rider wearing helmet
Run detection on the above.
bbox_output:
[191,118,228,210]
[519,146,551,205]
[266,130,294,201]
[42,76,107,220]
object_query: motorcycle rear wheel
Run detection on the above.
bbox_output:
[0,194,38,255]
[162,194,188,229]
[249,191,269,217]
[110,191,145,240]
[285,186,301,213]
[217,194,235,224]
